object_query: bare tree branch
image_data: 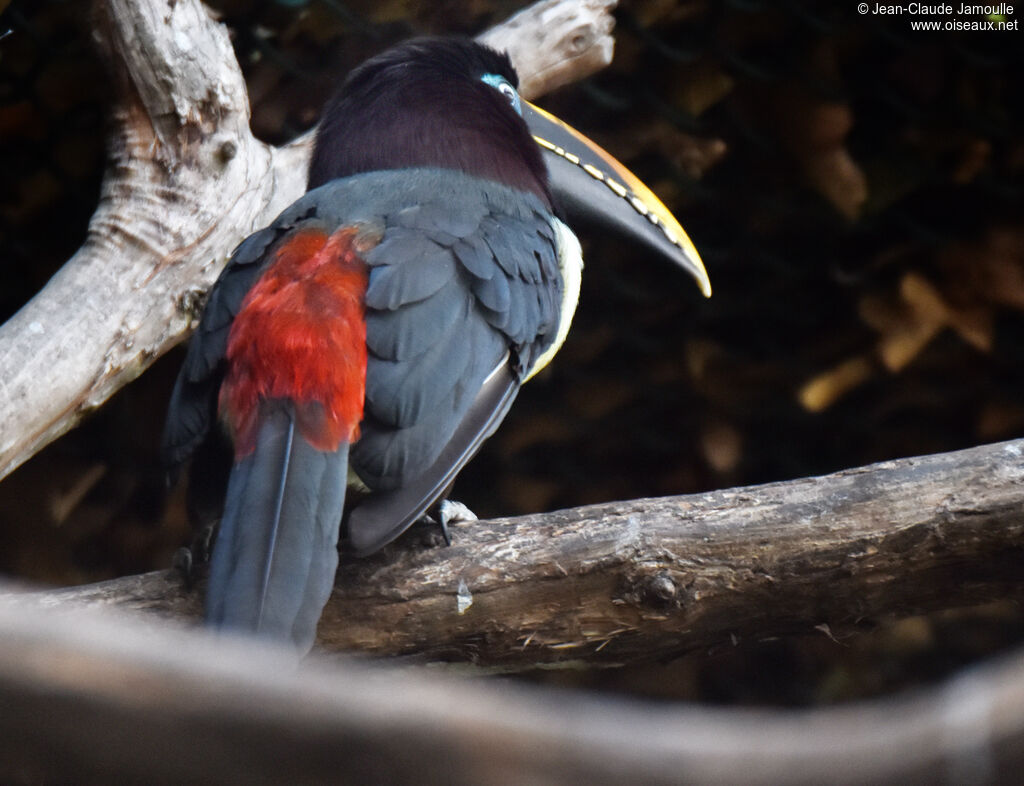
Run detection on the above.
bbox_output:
[0,0,618,482]
[11,3,1024,782]
[479,0,616,97]
[2,586,1024,785]
[34,438,1024,668]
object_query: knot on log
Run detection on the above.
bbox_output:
[619,569,684,611]
[647,572,678,603]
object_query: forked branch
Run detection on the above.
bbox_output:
[0,0,617,481]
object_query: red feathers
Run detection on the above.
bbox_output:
[220,228,369,456]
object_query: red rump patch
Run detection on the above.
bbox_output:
[220,227,370,457]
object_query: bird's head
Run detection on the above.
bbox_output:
[309,36,710,297]
[309,37,550,207]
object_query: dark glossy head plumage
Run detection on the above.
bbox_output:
[308,37,550,207]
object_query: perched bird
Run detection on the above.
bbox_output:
[162,37,710,652]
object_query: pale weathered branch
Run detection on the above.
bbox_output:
[35,438,1024,668]
[2,584,1024,785]
[478,0,616,97]
[0,0,618,482]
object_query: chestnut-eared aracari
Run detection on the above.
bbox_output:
[162,37,710,652]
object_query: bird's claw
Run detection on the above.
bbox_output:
[172,521,218,590]
[172,547,194,588]
[432,499,477,547]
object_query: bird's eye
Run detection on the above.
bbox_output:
[498,82,517,104]
[481,73,522,116]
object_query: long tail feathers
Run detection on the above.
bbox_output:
[206,404,347,652]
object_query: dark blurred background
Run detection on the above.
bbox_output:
[1,0,1022,705]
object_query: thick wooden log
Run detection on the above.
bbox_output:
[35,438,1024,668]
[0,0,617,482]
[1,591,1024,785]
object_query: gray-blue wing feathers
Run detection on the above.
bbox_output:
[349,172,561,486]
[162,168,564,557]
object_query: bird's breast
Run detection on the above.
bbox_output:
[524,217,582,381]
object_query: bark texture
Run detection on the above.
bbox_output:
[35,438,1024,668]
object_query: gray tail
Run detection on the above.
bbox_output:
[206,403,347,652]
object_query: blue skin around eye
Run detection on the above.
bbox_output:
[480,73,522,116]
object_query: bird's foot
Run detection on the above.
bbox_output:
[424,499,477,547]
[172,521,217,590]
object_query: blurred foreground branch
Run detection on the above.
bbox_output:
[3,563,1024,784]
[36,438,1024,668]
